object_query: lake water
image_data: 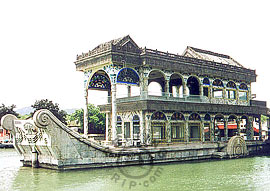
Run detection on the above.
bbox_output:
[1,149,270,191]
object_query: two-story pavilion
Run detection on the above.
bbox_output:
[74,35,269,146]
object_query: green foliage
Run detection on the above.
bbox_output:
[0,104,19,124]
[19,114,32,120]
[31,99,67,124]
[68,104,105,134]
[261,115,268,124]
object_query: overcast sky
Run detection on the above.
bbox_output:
[0,0,270,110]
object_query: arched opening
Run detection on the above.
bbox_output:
[151,111,167,142]
[187,76,200,96]
[169,74,183,97]
[188,113,201,141]
[171,112,185,142]
[214,114,225,141]
[228,115,238,138]
[88,70,111,105]
[240,115,248,140]
[148,70,166,96]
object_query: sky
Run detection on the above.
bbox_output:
[0,0,270,110]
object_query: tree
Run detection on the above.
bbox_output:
[0,104,19,124]
[68,104,105,134]
[31,99,67,124]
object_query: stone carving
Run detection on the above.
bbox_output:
[226,136,248,157]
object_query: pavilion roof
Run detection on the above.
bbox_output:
[182,46,244,68]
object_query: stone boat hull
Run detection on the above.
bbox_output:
[0,110,265,170]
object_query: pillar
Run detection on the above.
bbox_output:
[183,78,188,97]
[199,83,203,96]
[140,76,148,99]
[210,116,215,142]
[268,117,270,140]
[176,85,180,97]
[236,118,241,136]
[166,77,170,97]
[224,116,228,141]
[140,111,145,145]
[145,114,152,145]
[259,116,262,141]
[184,115,189,142]
[127,85,131,97]
[111,83,117,142]
[83,89,88,138]
[201,120,205,142]
[167,116,172,143]
[105,112,109,142]
[247,116,254,140]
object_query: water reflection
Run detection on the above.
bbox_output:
[2,149,270,191]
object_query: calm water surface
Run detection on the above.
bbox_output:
[1,149,270,191]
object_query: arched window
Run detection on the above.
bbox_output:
[203,78,210,97]
[89,71,111,90]
[213,79,224,98]
[116,116,122,135]
[239,83,248,101]
[227,81,236,89]
[171,112,185,121]
[171,112,185,142]
[226,81,236,99]
[151,111,167,120]
[133,115,140,140]
[204,114,211,121]
[151,111,166,142]
[239,83,248,90]
[189,113,201,121]
[117,68,140,85]
[213,79,224,87]
[203,78,210,85]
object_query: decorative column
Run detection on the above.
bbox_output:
[259,116,262,141]
[83,89,88,138]
[140,69,148,99]
[268,117,270,140]
[127,85,131,97]
[236,118,241,136]
[184,114,189,143]
[140,111,145,145]
[111,81,117,142]
[183,78,188,97]
[167,116,172,143]
[105,112,109,142]
[210,115,215,142]
[199,82,203,96]
[224,116,228,141]
[176,85,180,97]
[165,76,170,98]
[247,116,254,140]
[145,114,152,145]
[200,115,205,142]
